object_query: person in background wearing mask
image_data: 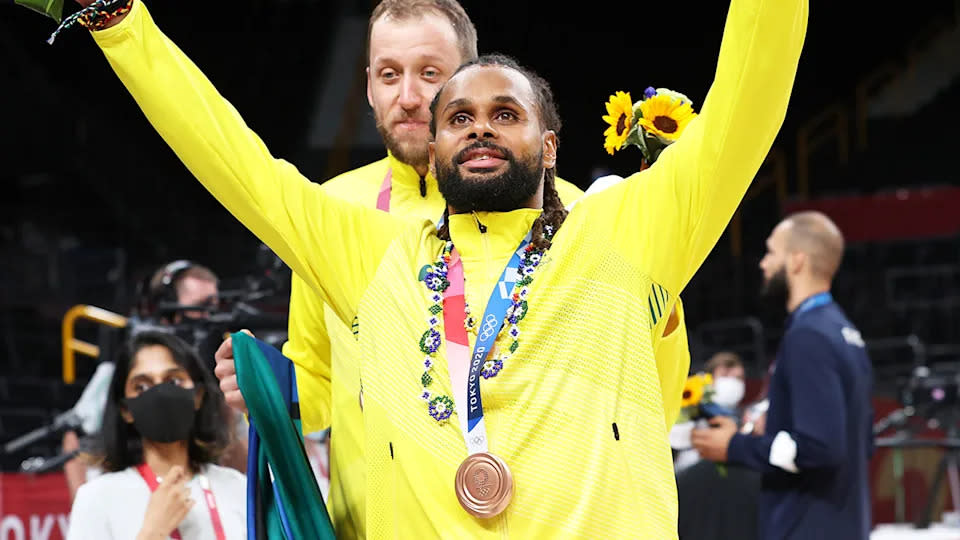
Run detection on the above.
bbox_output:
[705,351,747,413]
[671,351,746,472]
[674,350,760,540]
[692,211,874,540]
[67,331,245,540]
[64,261,244,504]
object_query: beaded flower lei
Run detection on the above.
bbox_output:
[418,226,554,423]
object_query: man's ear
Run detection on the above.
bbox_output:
[787,251,806,276]
[428,141,437,178]
[542,130,558,169]
[366,67,374,109]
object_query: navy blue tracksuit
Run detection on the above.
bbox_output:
[727,294,874,539]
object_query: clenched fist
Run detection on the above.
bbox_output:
[213,330,254,414]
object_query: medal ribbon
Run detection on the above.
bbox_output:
[442,233,530,454]
[136,463,227,540]
[376,168,393,212]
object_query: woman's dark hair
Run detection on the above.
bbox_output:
[92,331,229,473]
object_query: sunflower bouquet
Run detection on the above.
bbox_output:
[602,87,698,163]
[676,372,715,424]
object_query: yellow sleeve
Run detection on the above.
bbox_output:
[554,176,584,207]
[588,0,808,295]
[655,300,691,430]
[282,274,332,433]
[90,1,402,325]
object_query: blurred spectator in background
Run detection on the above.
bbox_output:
[705,351,747,412]
[692,211,874,540]
[66,331,245,540]
[673,351,759,540]
[64,260,245,502]
[672,351,746,472]
[139,260,220,323]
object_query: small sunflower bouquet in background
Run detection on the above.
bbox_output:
[670,372,721,472]
[677,372,715,424]
[602,87,698,163]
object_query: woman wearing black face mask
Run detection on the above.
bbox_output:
[67,331,245,540]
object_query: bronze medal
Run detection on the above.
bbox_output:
[454,452,513,518]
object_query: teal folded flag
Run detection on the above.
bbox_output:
[232,332,335,540]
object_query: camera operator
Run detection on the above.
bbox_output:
[140,260,220,323]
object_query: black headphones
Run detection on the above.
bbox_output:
[137,260,197,317]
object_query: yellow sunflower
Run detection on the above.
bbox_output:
[602,91,634,155]
[680,373,712,408]
[638,94,697,142]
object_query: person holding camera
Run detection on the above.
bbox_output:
[692,211,875,540]
[139,260,221,323]
[66,331,245,540]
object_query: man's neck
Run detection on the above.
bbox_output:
[142,440,192,478]
[786,282,831,313]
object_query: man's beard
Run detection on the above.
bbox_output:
[376,112,429,171]
[760,266,789,312]
[435,141,543,213]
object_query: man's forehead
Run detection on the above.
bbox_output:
[178,275,217,292]
[772,220,793,241]
[369,12,460,65]
[439,66,536,109]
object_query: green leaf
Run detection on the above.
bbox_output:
[15,0,64,22]
[623,123,642,148]
[421,372,433,387]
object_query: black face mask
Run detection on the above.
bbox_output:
[125,382,197,443]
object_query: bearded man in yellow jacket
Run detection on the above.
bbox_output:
[79,0,806,535]
[212,1,687,538]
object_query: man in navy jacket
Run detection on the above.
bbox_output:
[692,211,874,540]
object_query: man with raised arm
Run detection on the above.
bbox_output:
[75,0,806,535]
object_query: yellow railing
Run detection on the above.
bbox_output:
[795,103,849,200]
[62,305,127,384]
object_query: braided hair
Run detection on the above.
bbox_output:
[430,54,567,249]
